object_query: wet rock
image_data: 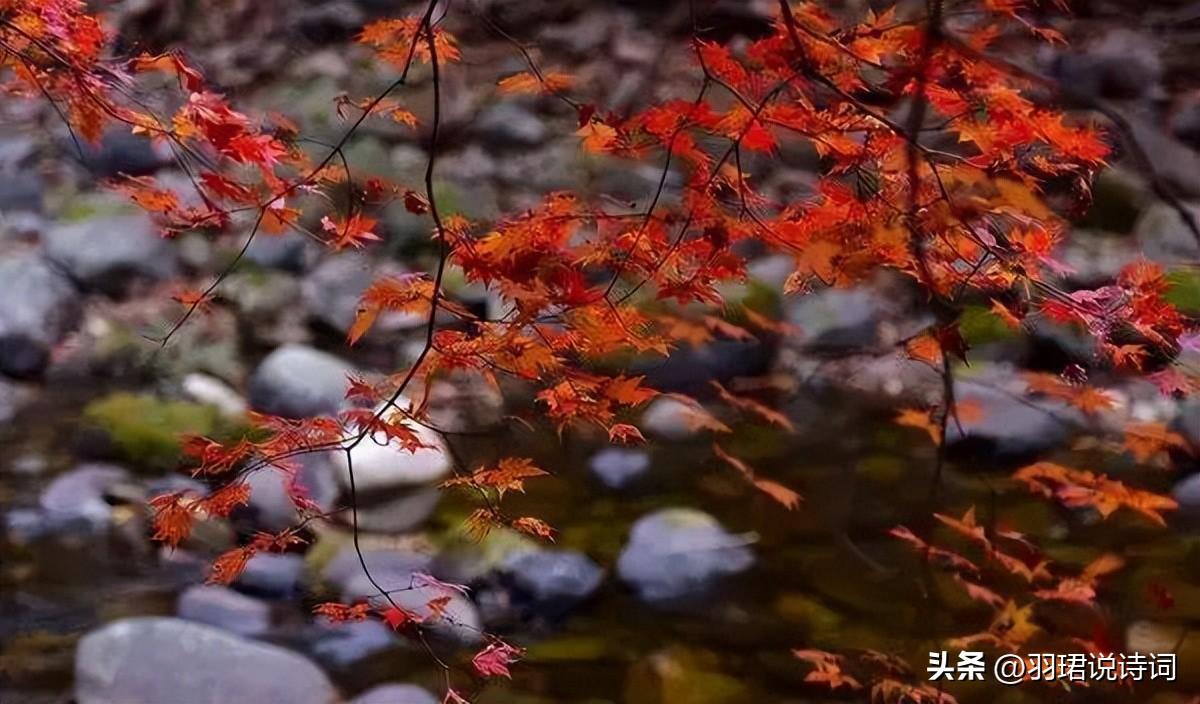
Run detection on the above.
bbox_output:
[502,549,604,613]
[0,253,80,378]
[81,393,224,472]
[75,617,336,704]
[1124,115,1200,202]
[332,407,451,493]
[247,344,355,418]
[782,350,942,408]
[301,253,424,337]
[235,552,305,599]
[39,463,131,529]
[0,165,43,213]
[323,545,434,599]
[431,527,540,586]
[617,508,754,603]
[378,584,482,647]
[473,102,549,149]
[1053,231,1140,289]
[641,396,721,441]
[350,683,438,704]
[245,231,317,273]
[309,619,399,671]
[1134,201,1200,265]
[946,376,1083,463]
[1173,473,1200,525]
[1052,29,1163,102]
[1176,399,1200,455]
[78,129,165,177]
[177,585,272,637]
[496,141,583,194]
[353,488,443,534]
[589,447,651,490]
[244,453,340,532]
[182,373,247,418]
[783,287,887,351]
[640,338,773,394]
[42,214,177,296]
[0,378,30,424]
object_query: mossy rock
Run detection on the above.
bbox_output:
[82,393,233,472]
[525,635,618,664]
[774,593,843,641]
[959,303,1018,347]
[1166,268,1200,315]
[625,646,751,704]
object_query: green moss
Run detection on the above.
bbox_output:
[625,647,750,704]
[58,193,137,223]
[774,593,843,640]
[959,303,1017,346]
[525,635,616,663]
[856,454,906,484]
[82,393,229,472]
[1166,268,1200,314]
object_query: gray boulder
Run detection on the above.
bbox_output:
[42,214,177,296]
[617,508,754,603]
[1134,201,1200,265]
[784,287,887,351]
[323,546,434,599]
[75,617,337,704]
[177,585,272,637]
[247,344,355,418]
[503,549,604,612]
[0,253,80,377]
[350,684,439,704]
[946,377,1083,462]
[301,253,425,337]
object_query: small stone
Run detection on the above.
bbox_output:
[1134,201,1200,265]
[473,102,548,149]
[235,552,305,598]
[182,373,247,418]
[247,344,356,418]
[39,463,131,529]
[783,287,886,351]
[42,214,177,296]
[353,488,443,534]
[350,683,438,704]
[244,454,339,532]
[323,546,434,599]
[503,549,604,612]
[177,585,272,637]
[0,252,80,378]
[589,447,651,490]
[617,508,754,603]
[309,619,399,671]
[946,375,1083,462]
[332,405,451,493]
[641,397,717,441]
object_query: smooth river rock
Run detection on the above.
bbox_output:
[75,617,337,704]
